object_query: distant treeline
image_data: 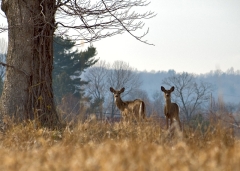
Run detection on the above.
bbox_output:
[137,68,240,104]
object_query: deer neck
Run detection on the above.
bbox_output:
[165,98,172,113]
[115,97,126,111]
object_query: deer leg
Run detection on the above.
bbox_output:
[138,111,141,122]
[166,117,169,129]
[170,118,173,128]
[178,119,182,130]
[122,113,127,123]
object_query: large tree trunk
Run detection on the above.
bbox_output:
[0,0,59,127]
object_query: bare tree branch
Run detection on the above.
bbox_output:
[55,0,156,44]
[101,0,153,45]
[1,0,155,44]
[162,72,213,120]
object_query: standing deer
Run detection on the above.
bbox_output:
[110,87,145,121]
[161,86,181,130]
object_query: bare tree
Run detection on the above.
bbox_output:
[84,60,109,100]
[0,0,155,126]
[162,72,213,121]
[83,60,109,119]
[151,90,164,117]
[107,61,142,118]
[108,61,141,92]
[83,60,142,119]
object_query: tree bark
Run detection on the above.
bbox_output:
[0,0,59,127]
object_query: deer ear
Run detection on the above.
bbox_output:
[110,87,114,93]
[161,86,165,92]
[120,87,125,93]
[170,86,175,92]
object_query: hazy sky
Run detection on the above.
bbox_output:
[93,0,240,74]
[1,0,240,74]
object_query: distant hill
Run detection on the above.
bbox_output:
[138,68,240,104]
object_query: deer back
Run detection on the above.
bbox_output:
[110,87,145,120]
[124,99,145,119]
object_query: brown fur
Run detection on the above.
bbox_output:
[110,87,145,121]
[161,86,182,129]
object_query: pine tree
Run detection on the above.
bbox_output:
[53,36,98,104]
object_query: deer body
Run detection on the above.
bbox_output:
[161,86,181,129]
[110,87,145,121]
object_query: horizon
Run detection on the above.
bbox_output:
[86,60,240,76]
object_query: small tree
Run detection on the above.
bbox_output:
[162,72,213,120]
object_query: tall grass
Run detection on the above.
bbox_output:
[0,116,239,171]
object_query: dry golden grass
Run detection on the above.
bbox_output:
[0,117,239,171]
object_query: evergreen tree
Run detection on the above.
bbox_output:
[53,36,98,104]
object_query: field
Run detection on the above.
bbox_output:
[0,116,239,171]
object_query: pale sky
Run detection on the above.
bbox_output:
[1,0,240,74]
[93,0,240,74]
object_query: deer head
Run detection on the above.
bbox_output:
[110,87,125,102]
[161,86,174,101]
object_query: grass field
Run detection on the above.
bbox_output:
[0,116,239,171]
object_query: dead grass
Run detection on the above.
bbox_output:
[0,117,239,171]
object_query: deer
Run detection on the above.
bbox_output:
[161,86,182,130]
[110,87,145,122]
